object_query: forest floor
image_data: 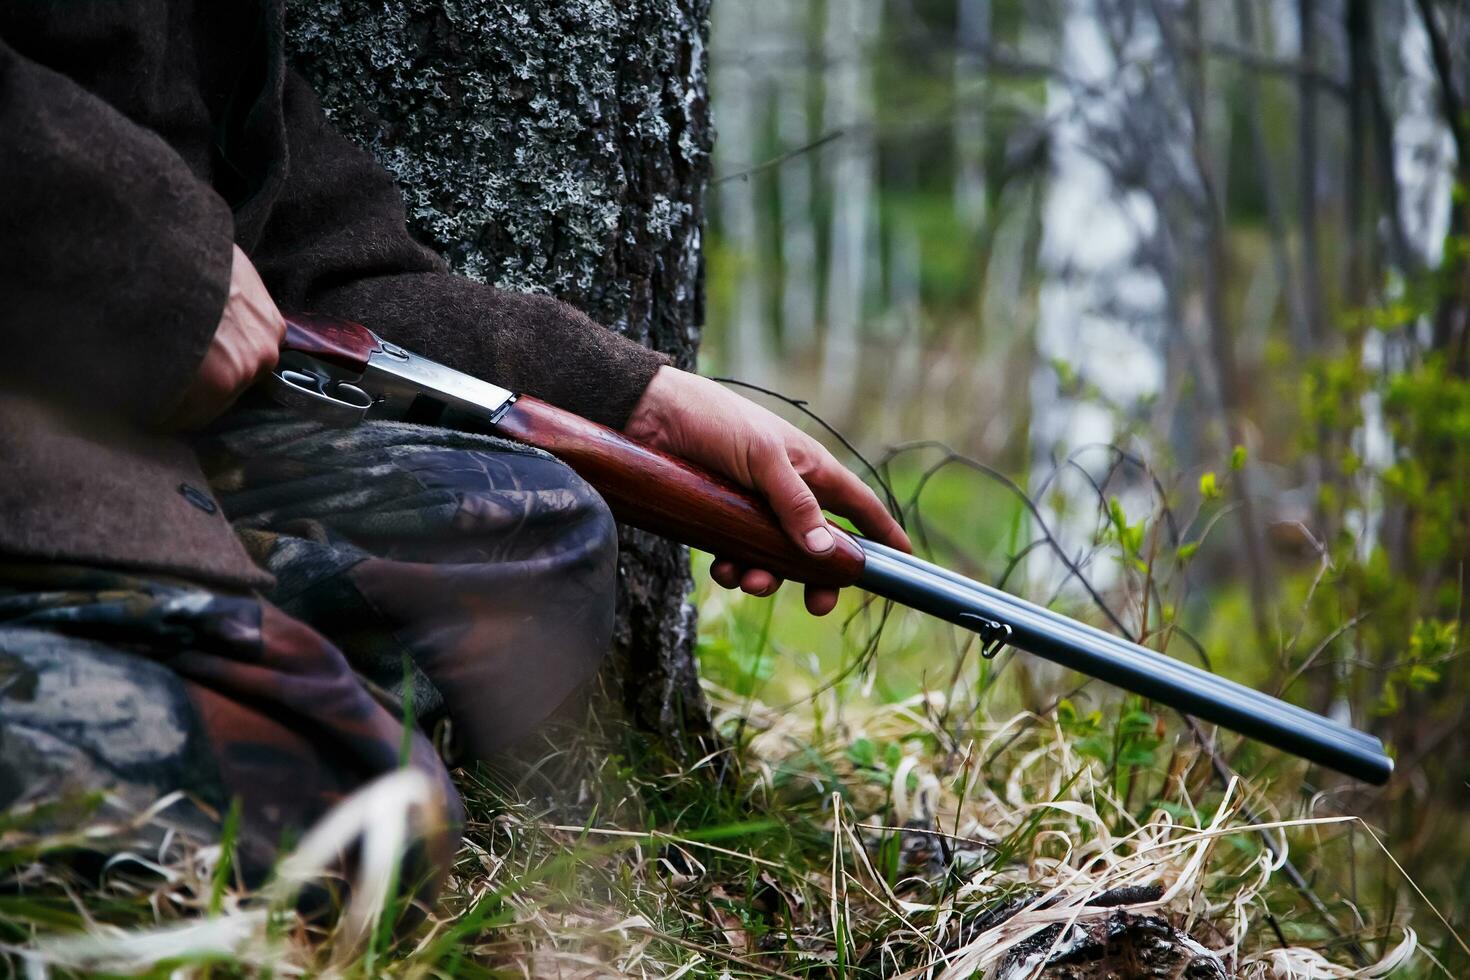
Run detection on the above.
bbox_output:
[0,559,1447,978]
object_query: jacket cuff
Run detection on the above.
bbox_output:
[568,321,671,431]
[142,211,237,424]
[485,293,673,430]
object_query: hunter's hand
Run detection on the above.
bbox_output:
[625,366,911,616]
[159,244,285,430]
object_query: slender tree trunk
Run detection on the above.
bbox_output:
[287,0,716,753]
[1235,0,1308,353]
[776,0,819,357]
[882,151,924,446]
[819,0,879,420]
[1298,0,1325,351]
[1345,0,1372,304]
[1363,1,1417,277]
[953,0,990,233]
[1415,0,1470,373]
[711,0,772,383]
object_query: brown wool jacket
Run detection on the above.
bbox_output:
[0,2,667,590]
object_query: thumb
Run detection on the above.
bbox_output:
[754,449,835,555]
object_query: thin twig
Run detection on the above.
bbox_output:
[713,129,846,187]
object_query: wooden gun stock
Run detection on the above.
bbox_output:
[493,395,867,589]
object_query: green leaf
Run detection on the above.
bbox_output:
[1119,745,1158,767]
[1409,664,1441,687]
[1199,471,1220,501]
[1108,496,1127,530]
[846,738,877,769]
[1120,710,1157,735]
[884,740,903,770]
[1230,445,1247,470]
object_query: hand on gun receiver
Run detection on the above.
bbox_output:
[624,367,911,615]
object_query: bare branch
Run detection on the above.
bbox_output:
[712,129,845,186]
[1183,37,1349,99]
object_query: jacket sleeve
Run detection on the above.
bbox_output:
[250,71,668,431]
[0,37,235,422]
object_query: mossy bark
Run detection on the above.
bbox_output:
[286,0,714,752]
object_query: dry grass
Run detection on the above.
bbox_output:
[1,669,1449,978]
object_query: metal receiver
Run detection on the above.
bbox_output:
[270,340,517,428]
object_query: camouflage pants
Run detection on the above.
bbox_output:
[0,410,618,881]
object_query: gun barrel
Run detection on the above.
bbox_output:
[857,541,1393,785]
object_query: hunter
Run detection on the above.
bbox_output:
[0,2,909,880]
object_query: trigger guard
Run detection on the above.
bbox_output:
[268,368,373,427]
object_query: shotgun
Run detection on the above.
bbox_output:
[271,313,1393,785]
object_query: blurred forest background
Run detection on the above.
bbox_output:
[697,0,1469,966]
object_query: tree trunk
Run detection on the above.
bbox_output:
[819,0,879,421]
[775,0,819,357]
[952,0,990,232]
[710,0,772,383]
[286,0,716,754]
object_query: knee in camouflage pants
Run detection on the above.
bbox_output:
[0,412,617,883]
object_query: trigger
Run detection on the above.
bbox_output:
[267,367,373,427]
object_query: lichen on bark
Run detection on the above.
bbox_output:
[286,0,714,749]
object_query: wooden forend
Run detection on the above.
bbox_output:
[493,395,867,588]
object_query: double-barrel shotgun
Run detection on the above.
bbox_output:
[270,313,1393,785]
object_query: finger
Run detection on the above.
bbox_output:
[710,560,744,590]
[752,447,835,555]
[739,568,782,597]
[803,449,912,553]
[804,585,840,617]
